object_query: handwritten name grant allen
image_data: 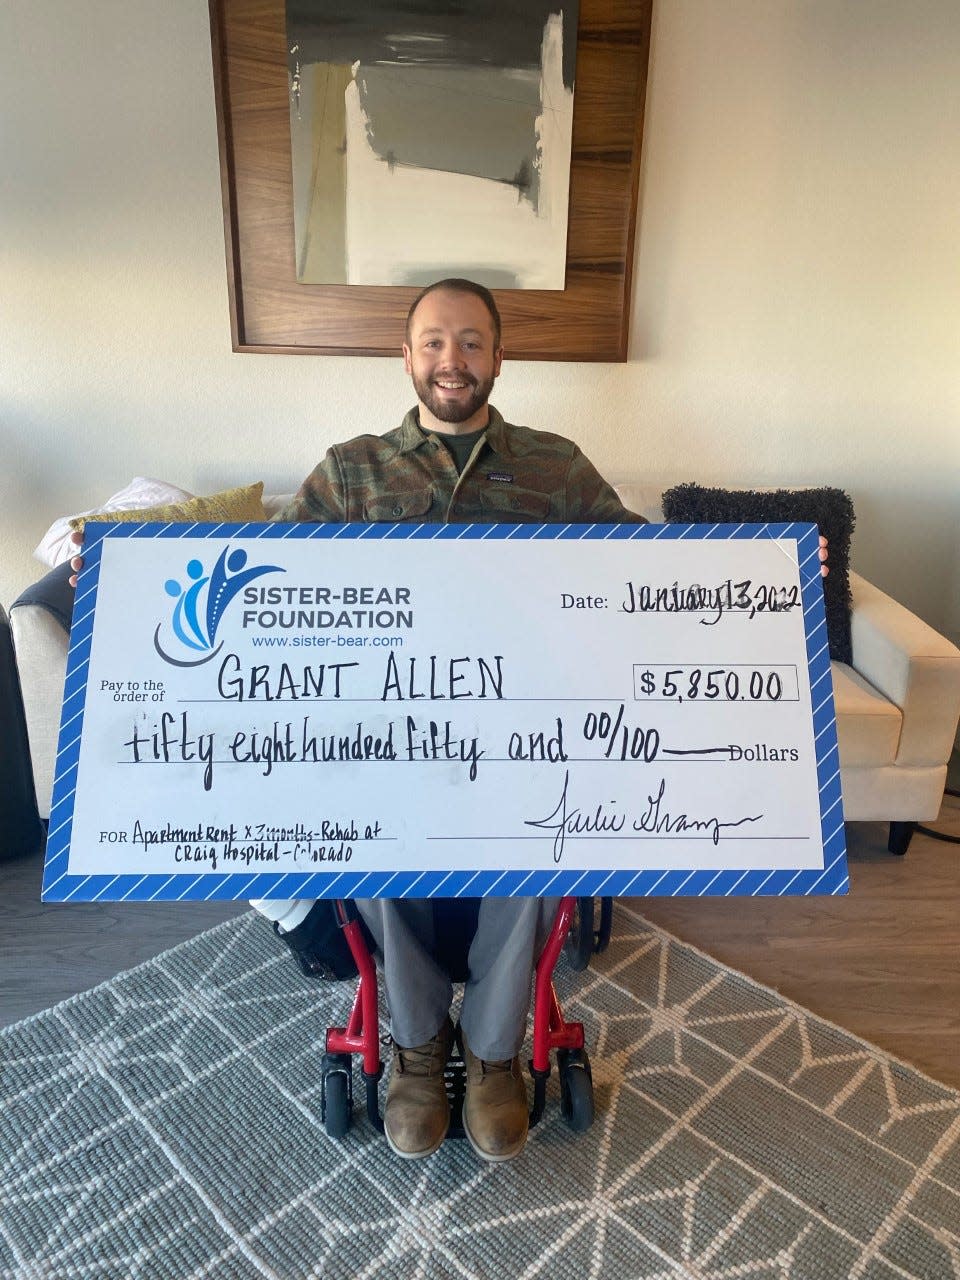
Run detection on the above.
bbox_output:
[525,771,763,863]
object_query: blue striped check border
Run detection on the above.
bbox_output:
[42,520,847,902]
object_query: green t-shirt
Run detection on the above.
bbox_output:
[432,426,486,475]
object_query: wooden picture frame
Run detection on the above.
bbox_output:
[209,0,652,361]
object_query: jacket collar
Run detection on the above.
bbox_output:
[396,405,515,458]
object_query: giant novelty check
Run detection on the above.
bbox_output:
[42,522,847,901]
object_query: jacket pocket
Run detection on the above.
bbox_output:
[362,490,435,522]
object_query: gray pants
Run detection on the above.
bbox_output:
[357,897,561,1060]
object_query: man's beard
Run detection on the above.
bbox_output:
[413,369,496,424]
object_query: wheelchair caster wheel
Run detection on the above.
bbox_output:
[322,1053,353,1139]
[558,1047,594,1132]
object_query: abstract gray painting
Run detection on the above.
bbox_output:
[286,1,579,288]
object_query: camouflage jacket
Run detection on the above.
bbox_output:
[277,407,646,526]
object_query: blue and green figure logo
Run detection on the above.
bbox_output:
[153,546,283,666]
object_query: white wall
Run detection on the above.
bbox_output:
[2,0,958,647]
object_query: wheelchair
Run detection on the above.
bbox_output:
[311,895,613,1142]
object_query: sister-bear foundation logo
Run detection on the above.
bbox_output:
[154,546,284,666]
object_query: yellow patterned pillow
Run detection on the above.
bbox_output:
[69,482,266,533]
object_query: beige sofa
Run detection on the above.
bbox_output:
[10,484,960,856]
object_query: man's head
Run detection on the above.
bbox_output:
[403,279,504,434]
[405,279,501,349]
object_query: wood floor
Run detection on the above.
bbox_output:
[3,789,958,1091]
[0,852,244,1027]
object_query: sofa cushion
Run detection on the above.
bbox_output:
[831,661,901,767]
[263,493,296,519]
[611,483,667,525]
[661,483,855,664]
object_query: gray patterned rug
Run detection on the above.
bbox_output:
[2,903,959,1280]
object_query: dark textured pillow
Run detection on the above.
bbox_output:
[661,483,855,664]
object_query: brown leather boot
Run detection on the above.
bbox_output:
[462,1035,529,1162]
[384,1017,454,1159]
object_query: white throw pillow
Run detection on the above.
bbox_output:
[34,477,195,568]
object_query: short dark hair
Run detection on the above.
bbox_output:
[405,278,502,349]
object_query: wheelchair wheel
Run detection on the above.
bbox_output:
[563,897,596,971]
[558,1047,594,1132]
[595,896,613,954]
[322,1055,352,1139]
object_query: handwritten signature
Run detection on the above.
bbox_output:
[524,771,763,863]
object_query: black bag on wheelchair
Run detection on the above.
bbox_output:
[273,900,373,981]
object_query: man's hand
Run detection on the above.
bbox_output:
[819,535,829,578]
[68,531,84,589]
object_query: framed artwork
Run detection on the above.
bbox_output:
[209,0,652,360]
[287,1,579,290]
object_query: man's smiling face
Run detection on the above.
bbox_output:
[403,289,504,434]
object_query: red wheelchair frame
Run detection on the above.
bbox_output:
[318,896,605,1140]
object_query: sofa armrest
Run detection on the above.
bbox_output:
[848,571,960,767]
[0,605,43,852]
[8,601,70,821]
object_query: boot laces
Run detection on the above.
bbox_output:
[393,1033,446,1076]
